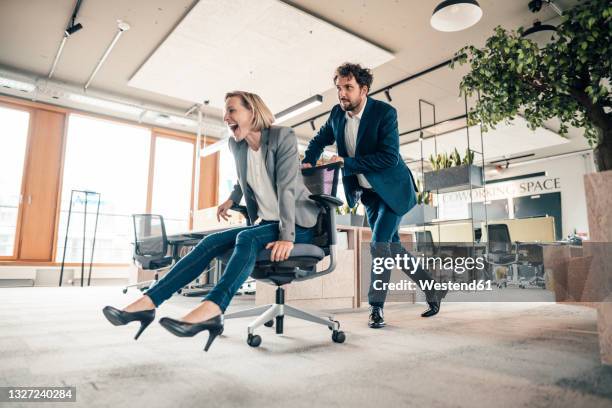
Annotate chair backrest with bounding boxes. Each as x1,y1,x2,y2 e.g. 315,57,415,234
415,230,435,254
301,162,341,196
132,214,168,259
301,163,342,250
487,224,512,253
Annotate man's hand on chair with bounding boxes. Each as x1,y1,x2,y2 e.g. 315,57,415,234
266,240,294,262
301,156,343,169
329,155,344,165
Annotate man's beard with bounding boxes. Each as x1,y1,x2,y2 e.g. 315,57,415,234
340,99,359,112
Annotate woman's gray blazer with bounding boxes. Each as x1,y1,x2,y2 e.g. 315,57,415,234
227,125,320,242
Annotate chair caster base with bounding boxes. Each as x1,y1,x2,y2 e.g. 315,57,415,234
264,320,274,328
332,330,346,343
247,333,262,347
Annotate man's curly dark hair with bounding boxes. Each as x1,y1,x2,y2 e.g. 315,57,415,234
333,63,373,92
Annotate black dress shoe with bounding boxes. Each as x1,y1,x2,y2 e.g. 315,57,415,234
421,301,440,317
368,306,386,328
102,306,155,340
421,288,447,318
159,315,224,352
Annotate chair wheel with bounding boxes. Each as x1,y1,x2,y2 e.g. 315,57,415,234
264,320,274,328
122,288,128,294
332,330,346,343
247,334,261,347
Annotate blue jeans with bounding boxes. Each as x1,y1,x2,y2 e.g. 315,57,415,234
361,189,436,307
145,221,314,312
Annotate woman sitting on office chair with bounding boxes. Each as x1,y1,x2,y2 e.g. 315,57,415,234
103,91,321,351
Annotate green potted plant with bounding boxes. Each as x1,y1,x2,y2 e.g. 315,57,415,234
424,150,483,192
335,203,365,227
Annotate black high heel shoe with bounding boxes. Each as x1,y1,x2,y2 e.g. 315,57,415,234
158,315,224,352
102,306,155,340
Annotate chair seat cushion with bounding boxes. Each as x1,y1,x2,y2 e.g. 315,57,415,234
218,244,325,265
137,255,173,270
256,243,325,263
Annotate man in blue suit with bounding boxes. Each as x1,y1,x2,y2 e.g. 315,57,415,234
302,63,444,328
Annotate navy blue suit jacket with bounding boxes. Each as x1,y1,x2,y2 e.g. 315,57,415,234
302,97,417,216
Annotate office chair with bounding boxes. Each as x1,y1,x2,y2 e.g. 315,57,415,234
123,214,174,294
484,224,520,287
415,230,436,256
223,162,346,347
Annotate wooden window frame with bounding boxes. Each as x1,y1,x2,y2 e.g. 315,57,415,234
0,95,220,266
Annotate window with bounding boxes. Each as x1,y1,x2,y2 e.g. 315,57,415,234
0,106,30,257
56,114,150,263
217,143,237,204
151,136,194,234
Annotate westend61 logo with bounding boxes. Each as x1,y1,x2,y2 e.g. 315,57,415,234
372,254,486,275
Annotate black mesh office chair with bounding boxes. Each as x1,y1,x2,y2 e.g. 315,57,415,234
485,224,520,286
415,230,436,256
223,162,346,347
123,214,174,294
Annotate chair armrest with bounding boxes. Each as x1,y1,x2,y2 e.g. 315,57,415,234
229,203,252,225
309,194,343,208
230,203,249,217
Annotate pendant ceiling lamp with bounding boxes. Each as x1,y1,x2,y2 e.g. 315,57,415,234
431,0,483,32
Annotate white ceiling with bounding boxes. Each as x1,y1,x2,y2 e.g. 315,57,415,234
0,0,589,164
128,0,394,112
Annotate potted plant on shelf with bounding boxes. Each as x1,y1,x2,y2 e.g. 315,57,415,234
424,148,483,192
335,203,365,227
402,179,437,225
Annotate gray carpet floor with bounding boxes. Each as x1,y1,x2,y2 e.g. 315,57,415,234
0,287,611,408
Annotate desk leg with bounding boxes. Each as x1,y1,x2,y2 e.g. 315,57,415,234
598,301,612,365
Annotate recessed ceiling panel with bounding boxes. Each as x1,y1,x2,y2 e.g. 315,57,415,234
128,0,394,112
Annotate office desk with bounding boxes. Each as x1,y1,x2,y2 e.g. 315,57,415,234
164,224,247,295
167,224,246,261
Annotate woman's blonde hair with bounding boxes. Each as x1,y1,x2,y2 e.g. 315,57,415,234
225,91,275,131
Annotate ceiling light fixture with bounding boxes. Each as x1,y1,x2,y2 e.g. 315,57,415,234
274,94,323,124
522,20,557,40
522,1,562,44
431,0,483,32
84,20,130,90
68,94,144,116
49,0,85,79
200,136,230,158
